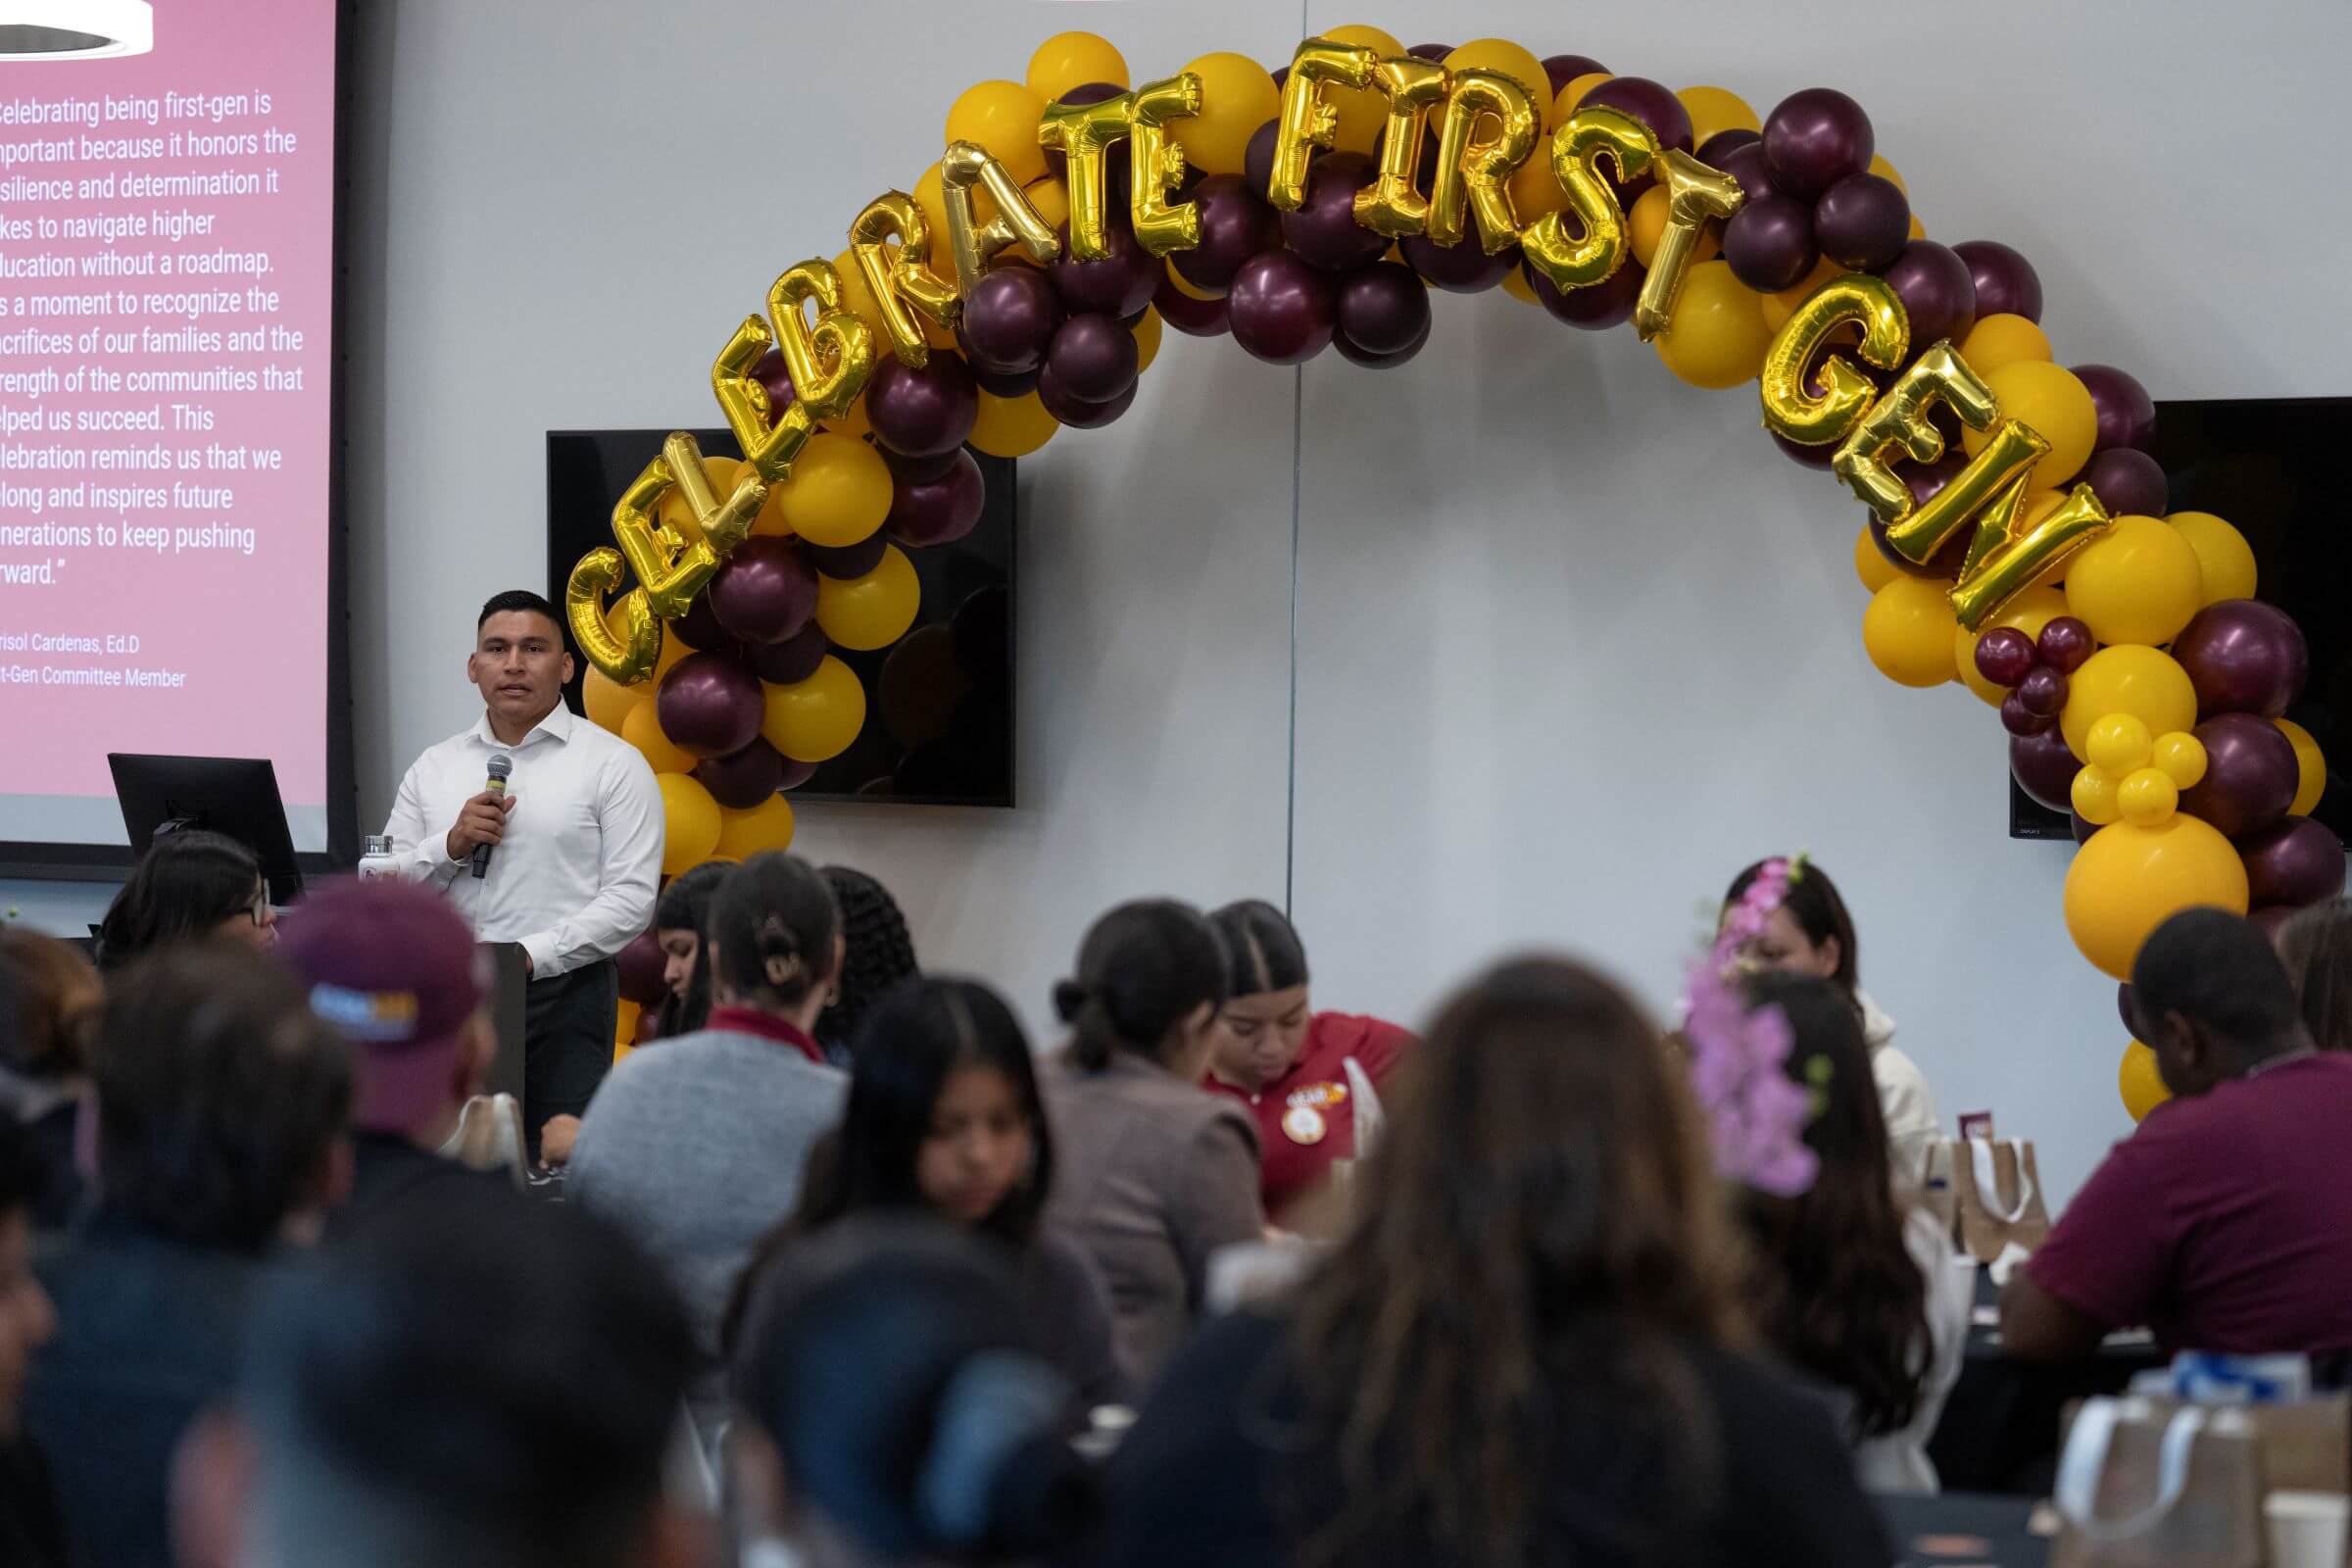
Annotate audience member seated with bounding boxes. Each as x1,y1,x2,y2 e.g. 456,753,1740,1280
743,975,1123,1409
1722,858,1941,1185
92,829,276,972
728,1216,1100,1567
1737,972,1968,1494
1103,956,1890,1568
652,859,733,1042
1041,899,1259,1392
276,877,505,1235
24,945,350,1568
173,1196,700,1568
1202,900,1412,1228
2005,907,2352,1360
2277,897,2350,1052
568,852,849,1453
0,932,100,1229
816,864,920,1066
0,1119,65,1568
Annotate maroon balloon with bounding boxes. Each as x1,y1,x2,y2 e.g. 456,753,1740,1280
1269,65,1288,91
1037,363,1137,427
1722,196,1819,292
1579,75,1693,153
707,535,818,645
2083,447,2169,518
1525,253,1642,330
887,449,985,549
1772,429,1836,470
1405,42,1451,61
1696,126,1760,165
1226,250,1338,364
2016,665,2069,719
1401,229,1516,292
802,534,889,580
1761,87,1873,200
666,591,733,653
1975,627,2036,689
776,758,819,792
2002,692,2058,738
1951,240,2042,323
694,737,786,810
970,363,1041,399
1333,314,1430,369
656,650,765,760
1714,140,1778,202
2036,615,2095,674
864,354,979,459
1171,175,1280,293
958,267,1064,375
1244,119,1281,198
2072,364,2158,454
1152,270,1230,336
2173,600,2310,718
1044,312,1140,404
615,930,668,1006
1880,241,1977,348
1335,260,1430,356
1049,220,1161,319
743,623,827,686
881,445,959,485
2180,713,2301,840
1541,54,1606,96
2012,725,2081,810
2239,816,2346,909
1813,172,1909,271
2117,982,2138,1034
1282,151,1387,271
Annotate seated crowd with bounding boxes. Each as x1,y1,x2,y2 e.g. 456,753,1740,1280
0,833,2347,1566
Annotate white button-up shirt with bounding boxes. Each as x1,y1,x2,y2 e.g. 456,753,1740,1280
382,702,663,979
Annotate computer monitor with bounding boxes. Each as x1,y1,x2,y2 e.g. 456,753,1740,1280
108,755,305,906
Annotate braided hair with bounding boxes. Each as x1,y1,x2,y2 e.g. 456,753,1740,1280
816,865,919,1065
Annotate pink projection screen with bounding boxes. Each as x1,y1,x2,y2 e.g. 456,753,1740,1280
0,0,343,862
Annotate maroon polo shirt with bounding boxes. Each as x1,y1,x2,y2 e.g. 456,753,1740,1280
1204,1012,1413,1221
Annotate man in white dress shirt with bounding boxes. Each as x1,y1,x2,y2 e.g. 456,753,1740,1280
383,590,663,1157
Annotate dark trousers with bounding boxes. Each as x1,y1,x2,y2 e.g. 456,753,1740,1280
524,959,617,1157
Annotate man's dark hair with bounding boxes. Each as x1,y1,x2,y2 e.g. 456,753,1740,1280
92,943,352,1251
2132,907,2307,1059
476,589,562,635
244,1198,695,1568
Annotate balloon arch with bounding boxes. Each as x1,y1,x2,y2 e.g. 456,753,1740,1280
567,28,2334,1118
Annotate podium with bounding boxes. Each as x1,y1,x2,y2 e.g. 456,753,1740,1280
482,942,531,1102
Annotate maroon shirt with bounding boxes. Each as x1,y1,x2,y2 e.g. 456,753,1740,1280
1203,1012,1412,1221
2027,1052,2352,1355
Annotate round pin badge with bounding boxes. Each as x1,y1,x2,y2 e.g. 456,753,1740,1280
1282,1104,1327,1145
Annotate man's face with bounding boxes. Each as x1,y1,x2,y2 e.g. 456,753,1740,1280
468,611,572,729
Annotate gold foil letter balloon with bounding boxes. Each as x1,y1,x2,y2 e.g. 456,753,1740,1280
660,430,764,558
1426,69,1540,252
1759,273,1909,447
1127,74,1205,254
711,257,878,489
939,140,1061,290
1885,417,2047,563
1520,106,1656,291
1950,481,2113,629
849,192,963,367
1833,343,2000,522
1268,39,1380,210
566,548,662,685
1632,149,1744,341
1352,55,1449,237
1036,90,1135,261
610,442,721,622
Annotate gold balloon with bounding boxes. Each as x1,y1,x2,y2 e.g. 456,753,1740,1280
945,79,1050,187
1174,53,1280,177
1964,361,2099,486
1854,522,1898,592
567,549,661,684
2086,712,2156,774
969,387,1058,458
1268,40,1380,210
2152,729,2209,790
1026,30,1129,103
1128,74,1206,255
625,704,698,778
1318,24,1406,153
1650,260,1770,389
1521,107,1655,291
2073,763,2122,826
1958,314,2053,376
2119,1041,2172,1123
1950,481,2114,631
2064,815,2249,980
1036,90,1136,261
1132,307,1164,372
1835,343,2001,523
659,432,764,558
1633,149,1745,341
2064,512,2207,647
1442,39,1553,124
1353,55,1449,236
713,795,797,861
850,191,962,366
1861,575,1959,688
656,772,724,877
1427,70,1541,253
761,654,868,763
814,545,922,651
940,140,1060,291
2277,718,2327,817
775,432,894,549
610,451,719,622
713,258,877,487
1677,85,1759,147
1758,273,1909,448
2060,644,2198,761
2166,510,2258,605
582,662,646,732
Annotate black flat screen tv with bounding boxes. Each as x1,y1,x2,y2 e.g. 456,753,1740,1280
2009,397,2346,844
547,431,1013,807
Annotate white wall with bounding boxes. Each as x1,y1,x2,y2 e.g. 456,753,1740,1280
11,0,2347,1204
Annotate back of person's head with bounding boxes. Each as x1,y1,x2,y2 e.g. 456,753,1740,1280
1723,857,1859,994
1210,899,1308,997
730,1216,1098,1563
229,1198,695,1568
2132,907,2308,1083
653,859,733,1039
2278,899,2352,1054
1735,972,1928,1440
817,865,920,1060
1054,899,1229,1070
94,829,262,972
0,928,101,1082
92,944,352,1250
0,1114,59,1438
708,853,840,1014
1290,955,1739,1568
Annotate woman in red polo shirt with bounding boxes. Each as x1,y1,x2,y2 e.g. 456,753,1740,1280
1203,901,1413,1226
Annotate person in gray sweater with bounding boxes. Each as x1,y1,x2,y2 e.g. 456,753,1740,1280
567,852,848,1453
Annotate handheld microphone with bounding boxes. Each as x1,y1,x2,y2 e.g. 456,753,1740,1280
471,753,513,880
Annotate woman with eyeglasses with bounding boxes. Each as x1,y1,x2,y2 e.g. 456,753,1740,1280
94,831,275,973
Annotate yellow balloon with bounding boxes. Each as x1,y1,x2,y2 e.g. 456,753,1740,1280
1907,213,1927,241
712,794,797,862
775,432,892,548
2118,765,2180,827
1863,575,1959,688
1164,254,1222,301
2086,712,2155,775
761,655,867,763
1678,85,1759,148
1177,53,1279,176
1868,153,1906,196
622,702,697,776
1021,176,1070,237
2065,513,2207,647
2277,718,2327,817
1854,522,1898,593
1963,361,2098,484
2073,764,2121,826
1629,182,1722,270
1444,39,1553,124
946,79,1050,187
1954,583,2067,706
1958,314,2053,376
2152,730,2209,790
1653,260,1771,389
1321,23,1403,56
2119,1041,2172,1122
969,387,1058,458
2061,644,2198,761
1026,31,1129,104
814,545,921,652
2166,511,2258,605
583,664,645,734
1499,264,1541,306
1131,306,1163,373
614,998,640,1058
657,772,723,877
1320,25,1406,155
1509,153,1569,227
1758,256,1840,333
1555,72,1611,121
2064,814,2249,980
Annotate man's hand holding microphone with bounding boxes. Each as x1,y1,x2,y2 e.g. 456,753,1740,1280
446,753,515,874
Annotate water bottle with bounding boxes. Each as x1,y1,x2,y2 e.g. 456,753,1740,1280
357,834,400,880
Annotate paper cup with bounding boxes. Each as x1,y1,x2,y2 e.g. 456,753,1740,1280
2264,1490,2350,1568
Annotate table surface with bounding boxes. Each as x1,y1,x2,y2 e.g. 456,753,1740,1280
1878,1492,2051,1568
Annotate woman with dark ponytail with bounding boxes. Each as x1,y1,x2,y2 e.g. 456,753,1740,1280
1041,899,1262,1390
815,864,920,1065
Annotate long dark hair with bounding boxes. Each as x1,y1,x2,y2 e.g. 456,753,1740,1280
2278,899,2352,1053
1288,956,1743,1568
1210,899,1309,997
1735,972,1931,1439
816,865,920,1063
653,861,731,1039
707,853,839,1013
95,829,261,972
1054,900,1228,1071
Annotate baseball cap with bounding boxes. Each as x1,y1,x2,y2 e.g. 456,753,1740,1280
276,877,489,1135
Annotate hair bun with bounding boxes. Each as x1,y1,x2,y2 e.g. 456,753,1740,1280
1051,979,1089,1025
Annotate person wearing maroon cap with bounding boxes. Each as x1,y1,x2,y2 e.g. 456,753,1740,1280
276,877,504,1235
